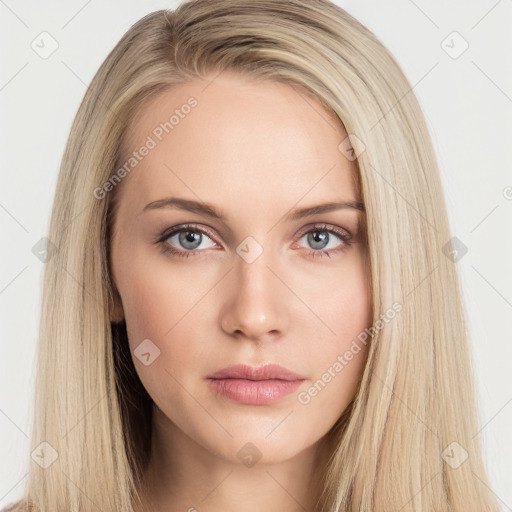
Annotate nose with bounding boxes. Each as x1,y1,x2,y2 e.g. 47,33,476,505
219,249,289,343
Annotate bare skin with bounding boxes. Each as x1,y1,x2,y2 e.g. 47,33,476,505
109,71,372,512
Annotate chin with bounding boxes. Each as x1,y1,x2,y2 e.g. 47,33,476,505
201,429,316,467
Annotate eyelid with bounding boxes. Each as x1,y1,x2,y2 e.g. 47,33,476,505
157,223,221,249
295,222,351,240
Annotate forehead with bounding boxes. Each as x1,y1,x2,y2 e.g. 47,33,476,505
116,72,359,216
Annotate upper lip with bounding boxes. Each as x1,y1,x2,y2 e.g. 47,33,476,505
206,363,305,381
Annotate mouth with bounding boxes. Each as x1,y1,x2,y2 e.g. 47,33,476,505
206,363,306,405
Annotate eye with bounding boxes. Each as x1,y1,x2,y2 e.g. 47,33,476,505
294,223,352,259
157,224,219,259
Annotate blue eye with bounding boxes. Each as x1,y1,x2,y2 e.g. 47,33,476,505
157,223,352,260
167,228,216,251
157,224,217,259
295,224,352,259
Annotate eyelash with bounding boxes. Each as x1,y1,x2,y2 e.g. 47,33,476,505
156,223,352,260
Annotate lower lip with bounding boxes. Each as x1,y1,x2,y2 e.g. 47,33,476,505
207,378,304,405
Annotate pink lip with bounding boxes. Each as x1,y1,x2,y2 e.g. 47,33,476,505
206,364,305,405
207,363,305,381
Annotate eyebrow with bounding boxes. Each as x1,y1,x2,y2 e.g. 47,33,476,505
139,197,365,221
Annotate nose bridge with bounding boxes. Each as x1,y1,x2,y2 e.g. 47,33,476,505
220,236,287,340
234,233,277,293
237,245,273,302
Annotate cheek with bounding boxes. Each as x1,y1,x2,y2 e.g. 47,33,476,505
301,252,371,411
316,249,372,342
333,256,372,375
298,295,371,423
115,252,214,379
118,249,204,340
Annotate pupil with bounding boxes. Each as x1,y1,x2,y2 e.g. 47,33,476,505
309,231,328,250
179,230,201,250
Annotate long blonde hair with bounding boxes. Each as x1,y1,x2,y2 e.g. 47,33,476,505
5,1,499,511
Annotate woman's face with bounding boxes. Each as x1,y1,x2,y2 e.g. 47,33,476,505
110,71,372,465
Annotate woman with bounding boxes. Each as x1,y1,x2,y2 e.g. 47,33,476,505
4,0,500,511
